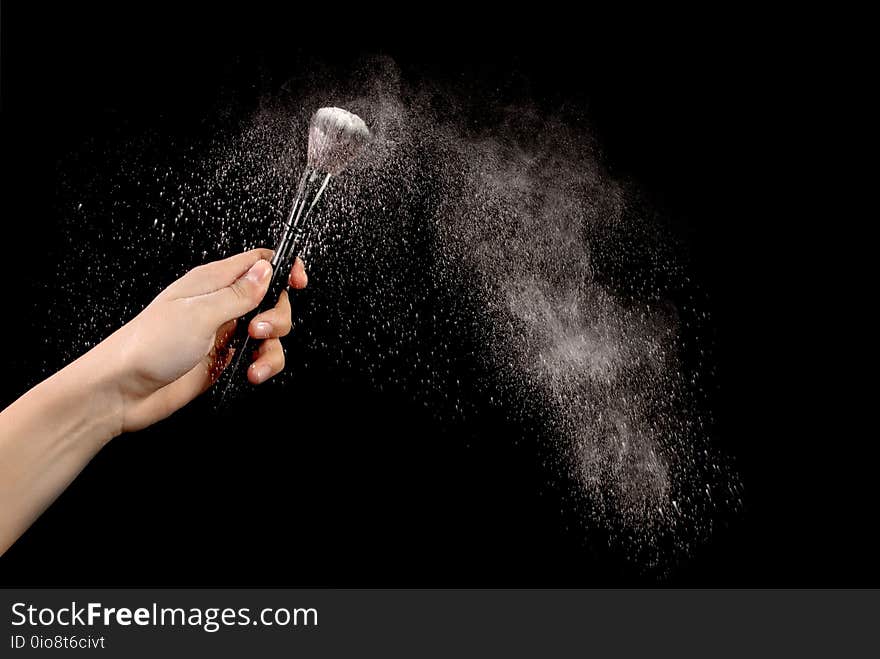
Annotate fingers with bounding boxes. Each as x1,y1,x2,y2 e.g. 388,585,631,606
289,257,308,290
167,248,274,299
249,290,291,339
195,258,273,326
248,338,284,384
248,257,306,338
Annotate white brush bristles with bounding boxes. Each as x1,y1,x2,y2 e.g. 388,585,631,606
307,107,371,175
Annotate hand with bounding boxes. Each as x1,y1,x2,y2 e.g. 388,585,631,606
101,248,307,432
1,248,308,554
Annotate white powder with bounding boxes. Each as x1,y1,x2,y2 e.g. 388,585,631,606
50,55,740,570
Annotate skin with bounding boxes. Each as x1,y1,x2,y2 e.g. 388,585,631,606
0,248,307,556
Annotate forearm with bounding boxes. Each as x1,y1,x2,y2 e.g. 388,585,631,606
0,250,296,556
0,341,125,555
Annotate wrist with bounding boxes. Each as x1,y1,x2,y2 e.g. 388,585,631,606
96,320,167,434
63,333,131,447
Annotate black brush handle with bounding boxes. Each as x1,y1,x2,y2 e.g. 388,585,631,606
217,248,298,403
218,168,330,404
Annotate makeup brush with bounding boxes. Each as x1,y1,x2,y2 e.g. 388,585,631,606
219,107,371,402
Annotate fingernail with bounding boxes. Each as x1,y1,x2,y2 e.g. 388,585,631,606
250,362,271,383
252,321,272,338
246,260,271,285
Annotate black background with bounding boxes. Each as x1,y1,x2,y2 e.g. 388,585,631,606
0,3,869,585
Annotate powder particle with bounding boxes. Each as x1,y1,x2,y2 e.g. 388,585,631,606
47,55,740,571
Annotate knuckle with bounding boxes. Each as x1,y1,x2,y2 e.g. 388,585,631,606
267,340,284,365
230,282,246,301
277,315,292,336
189,263,208,278
231,279,254,302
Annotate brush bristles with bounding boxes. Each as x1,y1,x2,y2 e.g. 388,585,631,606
307,107,371,175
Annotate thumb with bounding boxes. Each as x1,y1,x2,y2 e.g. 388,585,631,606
198,258,273,324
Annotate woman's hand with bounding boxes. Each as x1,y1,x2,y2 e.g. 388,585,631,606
0,247,307,554
101,248,308,432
